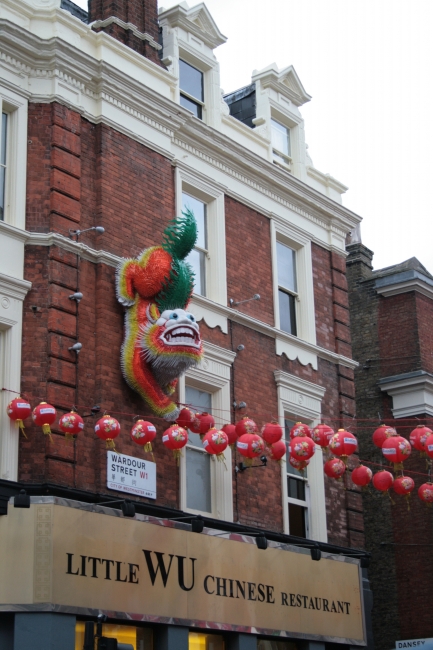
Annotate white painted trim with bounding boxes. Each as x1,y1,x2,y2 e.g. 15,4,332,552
375,278,433,300
0,271,31,482
379,372,433,418
179,341,234,521
175,165,227,307
271,218,317,348
274,370,327,542
90,18,161,50
0,86,28,231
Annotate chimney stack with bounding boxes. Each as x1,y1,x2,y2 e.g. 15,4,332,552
88,0,163,66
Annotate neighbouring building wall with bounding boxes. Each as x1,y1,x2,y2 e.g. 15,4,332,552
347,242,433,648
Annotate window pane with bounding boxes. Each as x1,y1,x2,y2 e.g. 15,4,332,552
180,94,202,119
271,119,290,156
182,194,207,249
258,641,298,650
179,59,204,101
0,167,5,222
186,248,206,296
1,113,7,165
186,447,211,512
277,242,296,292
279,290,297,336
185,386,211,448
189,632,224,650
288,503,306,538
75,622,153,650
287,476,305,501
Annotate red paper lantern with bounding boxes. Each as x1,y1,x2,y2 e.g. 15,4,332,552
351,465,373,487
418,483,433,504
162,425,188,462
410,425,433,452
372,424,397,449
289,456,310,472
289,436,315,461
324,458,346,479
269,439,286,462
197,412,215,437
7,397,32,436
424,434,433,460
393,476,415,495
289,422,311,439
372,470,394,492
261,422,283,445
235,417,258,438
329,429,358,458
236,433,265,464
59,411,84,440
221,424,237,447
311,424,335,448
95,415,120,449
202,428,228,460
176,407,195,429
381,436,411,468
32,402,57,437
130,420,156,452
188,413,202,434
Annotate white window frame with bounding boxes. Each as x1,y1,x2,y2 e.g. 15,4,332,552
175,166,227,307
268,102,302,173
179,341,236,521
177,46,217,126
0,273,32,482
274,370,327,542
271,117,292,168
271,220,316,345
0,87,27,229
178,57,205,120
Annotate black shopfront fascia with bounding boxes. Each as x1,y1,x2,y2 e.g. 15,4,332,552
0,479,374,650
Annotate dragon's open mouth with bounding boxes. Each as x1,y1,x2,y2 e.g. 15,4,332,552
161,326,201,348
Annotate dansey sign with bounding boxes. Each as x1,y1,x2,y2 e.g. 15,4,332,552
0,502,365,644
107,451,156,499
396,641,433,650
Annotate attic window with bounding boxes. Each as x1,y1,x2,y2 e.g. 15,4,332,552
271,118,291,166
179,59,204,119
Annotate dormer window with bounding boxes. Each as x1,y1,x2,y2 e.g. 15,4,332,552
271,118,291,166
179,59,204,119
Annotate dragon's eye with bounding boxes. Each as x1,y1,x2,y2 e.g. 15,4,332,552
169,312,178,320
187,314,195,322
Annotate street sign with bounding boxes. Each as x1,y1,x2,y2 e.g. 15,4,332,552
396,640,433,649
106,451,156,499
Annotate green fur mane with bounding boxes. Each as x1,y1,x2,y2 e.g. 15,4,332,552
157,209,198,312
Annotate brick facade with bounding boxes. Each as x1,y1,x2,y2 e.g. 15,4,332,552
20,102,363,548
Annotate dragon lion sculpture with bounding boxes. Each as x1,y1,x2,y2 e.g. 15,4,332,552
116,210,203,421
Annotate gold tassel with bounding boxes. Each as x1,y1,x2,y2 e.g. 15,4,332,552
16,420,27,439
106,439,116,450
144,442,153,453
173,449,183,465
216,453,227,470
65,434,74,443
42,424,53,443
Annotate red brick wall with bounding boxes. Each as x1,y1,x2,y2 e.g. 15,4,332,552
22,102,360,546
416,293,433,374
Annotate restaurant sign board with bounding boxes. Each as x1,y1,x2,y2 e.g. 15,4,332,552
0,499,366,644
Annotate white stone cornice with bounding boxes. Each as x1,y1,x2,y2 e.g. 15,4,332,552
307,167,348,195
0,16,361,242
24,231,121,267
375,274,433,300
90,18,161,50
274,369,326,421
379,371,433,418
0,272,32,300
252,64,311,108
